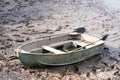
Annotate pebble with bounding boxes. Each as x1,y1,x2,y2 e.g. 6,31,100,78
29,70,36,74
15,39,24,42
0,61,6,67
11,29,18,32
86,72,90,77
73,65,79,73
106,78,111,80
27,26,34,28
55,26,62,31
101,61,110,67
116,65,120,70
16,26,23,28
0,53,5,60
5,43,12,48
91,66,97,74
114,71,120,76
110,65,115,70
9,56,18,60
0,46,6,50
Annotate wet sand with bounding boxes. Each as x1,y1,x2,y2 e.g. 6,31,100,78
0,0,120,80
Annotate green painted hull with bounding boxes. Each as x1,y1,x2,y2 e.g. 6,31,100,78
19,44,104,67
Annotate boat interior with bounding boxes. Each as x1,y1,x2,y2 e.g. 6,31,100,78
19,33,104,54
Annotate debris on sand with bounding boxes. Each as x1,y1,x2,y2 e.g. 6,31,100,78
55,26,63,31
9,56,18,60
15,39,25,43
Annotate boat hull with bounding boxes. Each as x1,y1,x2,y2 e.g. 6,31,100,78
19,44,104,67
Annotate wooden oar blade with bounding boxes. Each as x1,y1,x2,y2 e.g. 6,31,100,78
101,34,109,41
74,27,86,33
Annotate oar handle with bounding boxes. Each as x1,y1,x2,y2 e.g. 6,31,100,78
36,34,60,39
36,32,76,39
37,32,82,39
74,39,103,51
81,39,101,49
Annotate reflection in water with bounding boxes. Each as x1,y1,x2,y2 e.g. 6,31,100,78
104,0,120,11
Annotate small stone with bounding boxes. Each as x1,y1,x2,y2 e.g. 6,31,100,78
11,29,18,31
5,43,12,48
7,38,13,41
16,26,23,28
73,65,79,73
15,39,24,42
65,25,69,27
106,78,111,80
0,46,6,50
86,72,90,77
29,70,36,74
5,2,10,5
55,26,62,31
114,71,120,76
92,66,97,74
9,56,18,60
25,0,29,2
0,54,5,60
103,47,109,50
27,26,34,28
116,66,120,70
26,37,30,41
110,65,115,69
25,23,30,26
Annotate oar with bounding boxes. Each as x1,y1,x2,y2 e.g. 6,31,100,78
73,34,108,51
36,33,67,39
37,27,86,39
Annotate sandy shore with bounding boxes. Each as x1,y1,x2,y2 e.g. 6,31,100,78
0,0,120,80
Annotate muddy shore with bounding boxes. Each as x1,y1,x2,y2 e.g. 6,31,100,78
0,0,120,80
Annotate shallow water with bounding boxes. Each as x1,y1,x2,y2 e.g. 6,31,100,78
104,0,120,11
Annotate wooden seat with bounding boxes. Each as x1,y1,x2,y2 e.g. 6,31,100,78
42,46,65,54
49,40,72,47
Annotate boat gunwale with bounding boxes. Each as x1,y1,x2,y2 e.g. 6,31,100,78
18,42,104,56
17,33,104,56
18,32,82,50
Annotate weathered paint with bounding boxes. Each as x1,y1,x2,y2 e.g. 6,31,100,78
18,33,104,67
19,44,104,67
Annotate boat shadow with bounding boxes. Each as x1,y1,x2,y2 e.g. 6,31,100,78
19,45,120,79
1,45,119,80
40,45,120,78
